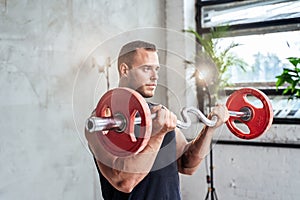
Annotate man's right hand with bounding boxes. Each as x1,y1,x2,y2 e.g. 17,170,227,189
150,105,177,136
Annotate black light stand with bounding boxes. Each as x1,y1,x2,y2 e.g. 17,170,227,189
204,93,218,200
204,142,218,200
195,70,218,200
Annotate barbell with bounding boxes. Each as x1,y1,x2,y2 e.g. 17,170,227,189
86,87,273,156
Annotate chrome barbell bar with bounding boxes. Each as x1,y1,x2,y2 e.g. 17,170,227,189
86,106,251,133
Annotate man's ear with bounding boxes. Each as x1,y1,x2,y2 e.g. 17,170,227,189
119,63,129,77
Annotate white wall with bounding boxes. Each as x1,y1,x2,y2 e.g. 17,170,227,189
1,0,300,200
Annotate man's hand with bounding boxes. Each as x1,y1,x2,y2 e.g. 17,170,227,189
150,105,177,136
208,104,229,129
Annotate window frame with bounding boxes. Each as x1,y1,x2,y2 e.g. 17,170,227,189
195,0,300,124
196,0,300,37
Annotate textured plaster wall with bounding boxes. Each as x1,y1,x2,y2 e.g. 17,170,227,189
0,0,165,199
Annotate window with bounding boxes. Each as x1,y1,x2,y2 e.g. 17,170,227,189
195,0,300,123
220,31,300,84
196,0,300,85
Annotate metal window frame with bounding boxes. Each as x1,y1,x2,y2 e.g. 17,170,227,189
196,0,300,36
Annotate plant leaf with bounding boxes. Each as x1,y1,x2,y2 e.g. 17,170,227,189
287,57,300,67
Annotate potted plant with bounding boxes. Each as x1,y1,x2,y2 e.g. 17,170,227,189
184,27,248,104
276,57,300,98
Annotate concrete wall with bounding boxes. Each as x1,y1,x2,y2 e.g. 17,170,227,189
181,124,300,200
1,0,300,200
0,1,166,199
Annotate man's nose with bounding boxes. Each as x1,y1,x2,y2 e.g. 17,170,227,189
151,69,159,80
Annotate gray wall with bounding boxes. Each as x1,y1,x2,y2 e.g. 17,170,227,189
0,1,166,199
1,0,300,200
181,124,300,200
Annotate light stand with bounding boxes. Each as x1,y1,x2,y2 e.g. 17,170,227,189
204,142,218,200
204,85,218,200
204,89,218,200
194,70,218,200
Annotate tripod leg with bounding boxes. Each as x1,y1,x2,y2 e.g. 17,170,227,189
204,188,210,200
213,188,218,200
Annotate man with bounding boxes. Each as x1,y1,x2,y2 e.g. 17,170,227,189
85,40,229,199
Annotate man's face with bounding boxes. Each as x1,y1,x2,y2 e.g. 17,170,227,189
127,48,160,98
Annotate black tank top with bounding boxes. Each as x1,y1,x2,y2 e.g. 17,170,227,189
96,129,181,200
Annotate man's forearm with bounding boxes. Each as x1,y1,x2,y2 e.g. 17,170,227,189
112,133,165,173
86,128,165,173
179,126,215,174
88,131,166,193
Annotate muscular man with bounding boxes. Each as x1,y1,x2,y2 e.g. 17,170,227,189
85,40,229,199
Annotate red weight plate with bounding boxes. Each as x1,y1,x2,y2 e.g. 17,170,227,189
95,87,152,157
226,88,273,140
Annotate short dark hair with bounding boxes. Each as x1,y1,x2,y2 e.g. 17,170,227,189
117,40,156,72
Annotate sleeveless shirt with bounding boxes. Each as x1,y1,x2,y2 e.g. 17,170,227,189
96,129,181,200
94,102,181,199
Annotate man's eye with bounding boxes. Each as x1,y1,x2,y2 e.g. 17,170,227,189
143,66,151,71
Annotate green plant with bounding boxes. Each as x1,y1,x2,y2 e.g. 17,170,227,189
276,57,300,98
184,27,248,88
